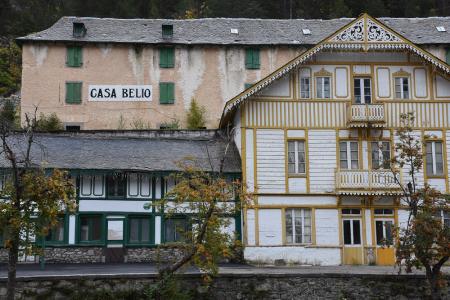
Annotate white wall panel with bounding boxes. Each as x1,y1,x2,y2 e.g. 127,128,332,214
256,129,285,193
435,75,450,98
365,209,372,246
246,209,256,246
315,209,339,245
246,129,255,192
244,247,340,266
258,209,282,246
288,177,307,193
428,178,446,193
79,200,149,212
258,195,337,206
413,68,428,98
308,130,336,193
68,215,76,245
376,67,391,98
155,216,161,244
335,67,348,98
259,74,290,97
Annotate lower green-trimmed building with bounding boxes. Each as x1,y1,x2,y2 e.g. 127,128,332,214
0,130,241,263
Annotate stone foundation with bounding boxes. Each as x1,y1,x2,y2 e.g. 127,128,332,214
41,247,104,264
125,246,187,263
0,272,448,299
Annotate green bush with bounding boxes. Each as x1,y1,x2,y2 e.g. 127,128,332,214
37,113,64,131
186,99,206,129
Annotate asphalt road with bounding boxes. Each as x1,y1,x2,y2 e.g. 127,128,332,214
1,263,449,279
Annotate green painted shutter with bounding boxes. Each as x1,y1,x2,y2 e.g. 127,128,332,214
160,82,175,104
160,48,174,68
245,49,253,69
245,48,260,69
65,82,82,104
67,46,82,67
252,49,260,68
446,48,450,65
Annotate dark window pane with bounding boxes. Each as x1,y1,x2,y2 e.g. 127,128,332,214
352,220,361,245
80,217,89,241
91,217,102,241
107,174,126,198
129,218,140,242
165,218,187,242
376,220,384,245
343,220,351,245
141,219,150,242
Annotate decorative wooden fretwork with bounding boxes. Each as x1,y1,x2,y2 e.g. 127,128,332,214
392,68,410,77
314,68,332,77
366,19,402,42
330,19,365,42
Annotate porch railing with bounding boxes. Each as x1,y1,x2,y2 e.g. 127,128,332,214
347,104,385,125
336,169,402,193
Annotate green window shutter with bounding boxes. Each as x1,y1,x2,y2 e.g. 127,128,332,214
245,48,260,69
245,49,253,69
65,82,82,104
446,48,450,65
252,49,260,68
67,46,82,67
160,48,175,68
159,82,175,104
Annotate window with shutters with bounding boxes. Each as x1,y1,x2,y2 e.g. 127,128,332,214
394,77,409,99
245,48,260,69
66,46,83,67
371,141,391,170
159,47,175,68
340,141,359,170
65,82,82,104
285,208,312,244
288,140,306,175
159,82,175,104
426,141,444,176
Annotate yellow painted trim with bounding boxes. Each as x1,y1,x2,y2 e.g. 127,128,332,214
311,207,316,245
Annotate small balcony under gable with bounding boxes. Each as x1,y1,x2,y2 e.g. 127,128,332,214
347,104,386,128
335,169,403,195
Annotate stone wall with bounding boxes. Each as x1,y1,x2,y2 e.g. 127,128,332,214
0,272,448,300
125,246,186,263
41,247,104,264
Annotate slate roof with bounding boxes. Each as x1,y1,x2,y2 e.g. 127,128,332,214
17,17,450,45
0,131,241,173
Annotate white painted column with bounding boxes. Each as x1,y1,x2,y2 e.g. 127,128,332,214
155,216,161,244
68,215,76,244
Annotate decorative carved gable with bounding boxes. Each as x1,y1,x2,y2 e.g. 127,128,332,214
326,14,404,50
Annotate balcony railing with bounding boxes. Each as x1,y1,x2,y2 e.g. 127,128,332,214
335,169,402,195
347,104,385,127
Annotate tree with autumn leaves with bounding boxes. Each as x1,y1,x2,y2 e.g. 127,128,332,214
146,132,253,299
0,106,77,300
391,112,450,300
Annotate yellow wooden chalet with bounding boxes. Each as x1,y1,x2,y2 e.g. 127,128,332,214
221,14,450,266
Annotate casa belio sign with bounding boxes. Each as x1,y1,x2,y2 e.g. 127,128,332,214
89,85,152,101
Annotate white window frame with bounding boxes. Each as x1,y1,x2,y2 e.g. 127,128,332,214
340,141,359,170
316,76,331,99
426,141,444,176
354,77,372,104
371,141,391,170
80,174,105,198
342,218,362,246
394,77,409,99
300,77,311,99
285,208,312,245
375,219,394,246
438,210,450,228
288,140,306,175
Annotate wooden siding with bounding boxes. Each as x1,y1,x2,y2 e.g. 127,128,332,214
308,130,337,193
256,129,285,193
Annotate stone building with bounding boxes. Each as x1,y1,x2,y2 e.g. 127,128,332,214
17,16,450,129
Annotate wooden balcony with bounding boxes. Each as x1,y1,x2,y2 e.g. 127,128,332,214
335,169,403,195
346,104,386,127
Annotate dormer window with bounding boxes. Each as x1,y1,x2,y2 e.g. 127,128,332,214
162,24,173,39
73,22,87,38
